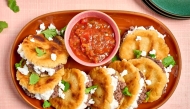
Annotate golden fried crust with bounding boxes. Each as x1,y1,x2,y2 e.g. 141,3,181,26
50,68,86,109
128,57,167,102
16,67,64,94
22,34,69,68
119,29,169,60
89,67,113,109
109,60,142,109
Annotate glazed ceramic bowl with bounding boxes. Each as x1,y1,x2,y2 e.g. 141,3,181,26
64,10,120,67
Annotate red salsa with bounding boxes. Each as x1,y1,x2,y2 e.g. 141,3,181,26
69,17,116,63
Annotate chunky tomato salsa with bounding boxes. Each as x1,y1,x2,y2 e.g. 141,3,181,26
69,17,116,63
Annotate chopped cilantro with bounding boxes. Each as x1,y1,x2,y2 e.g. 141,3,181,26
0,21,8,33
41,29,57,40
149,54,156,58
162,56,176,67
111,55,120,62
145,90,151,102
133,50,142,58
8,0,20,13
60,26,67,36
29,73,40,85
85,85,98,94
122,87,132,96
61,80,70,92
43,100,51,108
15,59,24,69
35,47,46,57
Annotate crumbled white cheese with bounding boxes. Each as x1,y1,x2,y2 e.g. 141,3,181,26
56,29,61,35
51,53,57,61
40,23,46,30
77,94,88,109
141,51,147,56
34,89,54,100
33,65,55,76
145,80,152,85
17,44,26,59
149,49,156,55
58,81,65,90
58,88,65,99
48,23,56,29
30,38,35,42
135,36,142,41
88,99,95,104
90,88,97,94
80,71,90,84
17,65,29,75
36,30,42,34
120,70,128,77
164,65,173,73
48,37,53,41
148,26,166,39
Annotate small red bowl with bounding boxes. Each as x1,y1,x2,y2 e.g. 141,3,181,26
64,10,120,67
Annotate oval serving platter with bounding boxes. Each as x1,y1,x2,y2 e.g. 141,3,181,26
10,10,181,109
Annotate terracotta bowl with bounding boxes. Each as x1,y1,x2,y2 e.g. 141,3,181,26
64,10,120,67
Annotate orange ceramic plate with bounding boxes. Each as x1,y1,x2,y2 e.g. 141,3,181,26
10,10,181,109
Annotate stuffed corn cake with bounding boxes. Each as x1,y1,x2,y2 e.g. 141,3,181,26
128,57,167,102
49,68,94,109
109,60,146,109
119,26,169,60
88,67,126,109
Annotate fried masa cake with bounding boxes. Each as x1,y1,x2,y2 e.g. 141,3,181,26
119,26,169,60
88,67,126,109
17,34,69,76
16,67,65,100
50,68,94,109
109,60,146,109
128,57,167,102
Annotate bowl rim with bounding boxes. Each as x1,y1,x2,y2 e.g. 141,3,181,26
64,10,120,67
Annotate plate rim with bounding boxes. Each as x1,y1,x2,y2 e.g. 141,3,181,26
9,10,182,109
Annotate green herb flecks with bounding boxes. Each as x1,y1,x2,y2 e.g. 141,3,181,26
8,0,20,13
122,87,132,96
133,50,142,58
85,85,98,94
35,47,46,57
41,29,57,40
149,54,156,58
61,80,70,92
162,56,176,67
111,55,120,62
0,21,8,33
29,73,40,85
43,100,51,108
145,90,151,102
15,59,24,69
60,26,67,36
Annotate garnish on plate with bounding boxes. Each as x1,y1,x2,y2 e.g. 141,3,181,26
85,85,98,94
133,49,142,58
41,29,57,40
122,86,132,96
35,47,46,57
29,73,40,85
61,80,70,92
15,59,24,69
43,100,51,108
162,56,176,67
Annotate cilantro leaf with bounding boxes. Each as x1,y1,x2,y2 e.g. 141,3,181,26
162,56,176,67
85,85,98,94
29,73,40,85
8,0,20,13
35,47,46,57
43,100,51,108
149,54,156,58
0,21,8,33
145,90,151,102
60,26,67,36
122,87,132,96
133,50,142,58
41,29,57,40
111,55,120,62
15,59,24,69
61,80,70,92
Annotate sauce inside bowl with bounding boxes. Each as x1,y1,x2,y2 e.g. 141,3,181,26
69,17,116,63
